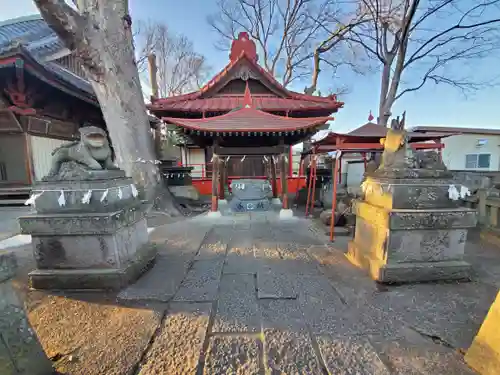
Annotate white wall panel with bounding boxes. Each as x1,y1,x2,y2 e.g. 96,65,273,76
30,136,67,181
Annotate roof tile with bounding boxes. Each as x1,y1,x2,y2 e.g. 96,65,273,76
163,107,332,132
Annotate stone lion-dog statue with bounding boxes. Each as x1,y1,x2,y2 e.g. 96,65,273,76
47,126,119,177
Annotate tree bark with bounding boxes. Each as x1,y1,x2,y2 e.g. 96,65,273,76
33,0,180,215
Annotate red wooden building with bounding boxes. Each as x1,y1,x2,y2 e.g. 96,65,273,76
148,32,343,214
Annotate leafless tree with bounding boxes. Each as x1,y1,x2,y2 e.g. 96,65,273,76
305,2,372,94
33,0,180,214
316,0,500,126
208,0,346,88
135,20,211,97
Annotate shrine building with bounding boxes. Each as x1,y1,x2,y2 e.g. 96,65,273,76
148,32,343,214
0,15,159,205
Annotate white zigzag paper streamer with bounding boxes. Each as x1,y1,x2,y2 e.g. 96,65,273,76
81,190,92,204
58,190,66,207
100,189,109,202
24,191,43,206
131,184,139,197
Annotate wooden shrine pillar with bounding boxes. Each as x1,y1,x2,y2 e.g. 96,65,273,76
280,153,288,209
329,153,341,241
219,158,226,200
269,156,278,199
211,154,220,212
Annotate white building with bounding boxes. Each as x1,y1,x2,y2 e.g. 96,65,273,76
412,126,500,171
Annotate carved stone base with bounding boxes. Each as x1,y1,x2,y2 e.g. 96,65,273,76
20,207,155,290
346,199,476,283
230,198,271,212
29,243,156,291
347,242,471,283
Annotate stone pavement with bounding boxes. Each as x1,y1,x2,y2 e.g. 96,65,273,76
108,211,491,374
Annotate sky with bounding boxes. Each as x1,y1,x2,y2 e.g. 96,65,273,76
1,0,499,134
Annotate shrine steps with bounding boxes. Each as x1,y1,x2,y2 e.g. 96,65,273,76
0,186,30,206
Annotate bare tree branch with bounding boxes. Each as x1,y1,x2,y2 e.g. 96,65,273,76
134,20,211,97
33,0,85,51
207,0,338,88
326,0,500,126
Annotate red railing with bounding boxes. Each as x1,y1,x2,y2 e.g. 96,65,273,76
183,163,304,180
181,163,306,195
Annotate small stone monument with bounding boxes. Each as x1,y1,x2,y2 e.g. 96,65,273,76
0,251,53,374
229,179,272,212
347,116,477,283
19,126,156,290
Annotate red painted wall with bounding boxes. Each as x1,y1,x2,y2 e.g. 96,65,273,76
192,176,306,196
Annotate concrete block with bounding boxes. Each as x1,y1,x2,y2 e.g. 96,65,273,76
207,211,222,218
0,253,53,374
29,242,157,290
169,185,199,200
0,251,17,283
279,209,294,220
465,291,500,375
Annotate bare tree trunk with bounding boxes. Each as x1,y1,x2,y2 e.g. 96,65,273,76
33,0,180,215
378,62,392,127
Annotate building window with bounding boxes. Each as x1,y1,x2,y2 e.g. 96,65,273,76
465,153,491,169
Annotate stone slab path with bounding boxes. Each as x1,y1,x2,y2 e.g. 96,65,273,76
111,212,489,375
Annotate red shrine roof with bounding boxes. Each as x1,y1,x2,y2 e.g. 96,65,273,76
163,107,332,133
314,122,452,147
148,32,343,115
163,85,332,133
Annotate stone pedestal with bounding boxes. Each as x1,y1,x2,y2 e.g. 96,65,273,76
19,176,156,290
229,179,272,212
279,208,294,219
347,171,477,283
0,251,54,374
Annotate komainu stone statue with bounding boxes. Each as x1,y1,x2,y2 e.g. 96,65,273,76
415,150,447,170
19,125,155,291
348,112,476,284
45,126,119,180
378,128,416,170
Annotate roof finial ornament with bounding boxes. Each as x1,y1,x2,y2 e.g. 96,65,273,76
368,110,374,122
243,81,253,108
229,32,258,63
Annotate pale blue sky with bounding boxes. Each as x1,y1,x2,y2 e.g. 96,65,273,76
1,0,499,133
